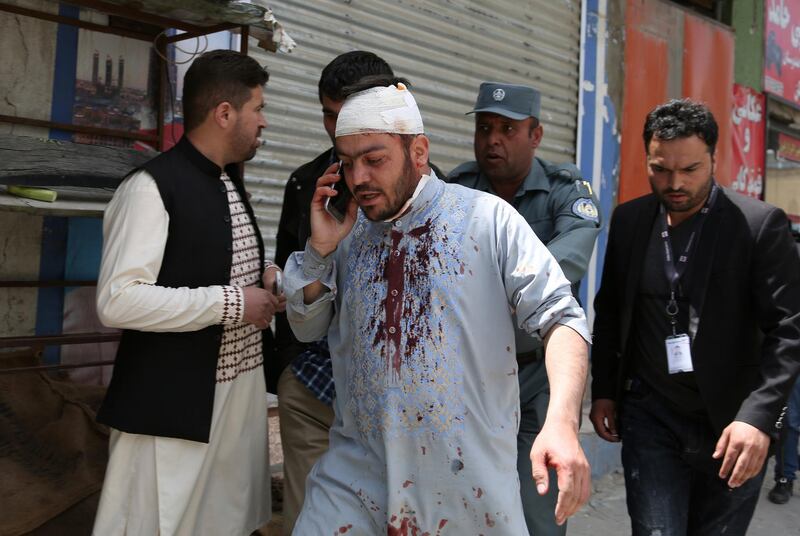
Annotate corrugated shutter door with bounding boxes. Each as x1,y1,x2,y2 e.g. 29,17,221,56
248,0,581,258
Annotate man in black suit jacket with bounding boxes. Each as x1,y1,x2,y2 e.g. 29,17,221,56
590,99,800,536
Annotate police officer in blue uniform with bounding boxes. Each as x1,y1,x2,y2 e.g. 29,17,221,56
449,82,601,535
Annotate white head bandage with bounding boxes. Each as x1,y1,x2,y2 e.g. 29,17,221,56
335,83,424,137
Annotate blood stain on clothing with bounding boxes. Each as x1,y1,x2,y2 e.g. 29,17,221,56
337,524,352,534
344,199,467,440
451,459,465,473
485,512,496,527
473,487,483,498
356,487,382,513
402,480,414,488
382,229,407,383
387,516,410,536
387,506,448,536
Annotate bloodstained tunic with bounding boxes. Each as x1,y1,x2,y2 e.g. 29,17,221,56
285,174,589,535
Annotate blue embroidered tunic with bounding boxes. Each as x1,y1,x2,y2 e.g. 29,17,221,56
284,173,589,535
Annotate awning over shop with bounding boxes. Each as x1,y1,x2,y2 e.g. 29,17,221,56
64,0,296,53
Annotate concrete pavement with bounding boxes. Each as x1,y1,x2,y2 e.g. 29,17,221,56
569,460,800,535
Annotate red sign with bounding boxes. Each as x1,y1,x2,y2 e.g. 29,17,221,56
777,132,800,162
765,0,800,104
730,85,765,199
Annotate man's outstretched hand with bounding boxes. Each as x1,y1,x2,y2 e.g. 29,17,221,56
530,421,591,525
713,420,769,488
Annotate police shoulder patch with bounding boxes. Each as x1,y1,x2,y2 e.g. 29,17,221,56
571,197,599,222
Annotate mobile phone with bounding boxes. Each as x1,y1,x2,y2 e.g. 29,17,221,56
324,161,352,223
272,270,283,295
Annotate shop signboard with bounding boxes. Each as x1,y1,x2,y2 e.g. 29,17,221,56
777,132,800,161
768,134,800,229
731,85,765,199
620,0,734,202
765,0,800,105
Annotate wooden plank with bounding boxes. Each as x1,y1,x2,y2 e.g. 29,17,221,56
0,280,97,288
0,1,156,41
0,332,121,348
166,23,239,43
0,360,116,374
65,0,208,33
63,0,270,33
0,190,108,217
240,24,249,55
0,115,159,143
0,134,153,188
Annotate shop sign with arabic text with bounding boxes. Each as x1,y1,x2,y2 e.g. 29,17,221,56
731,85,765,199
765,0,800,105
777,132,800,162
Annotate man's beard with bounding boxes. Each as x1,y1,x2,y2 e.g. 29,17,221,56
358,150,419,221
655,175,714,214
231,123,260,163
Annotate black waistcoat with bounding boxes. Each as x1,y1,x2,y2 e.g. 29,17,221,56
96,136,265,443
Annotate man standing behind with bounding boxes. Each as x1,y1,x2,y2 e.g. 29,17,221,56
93,50,283,535
273,50,395,534
285,78,591,534
767,376,800,504
591,99,800,535
450,82,600,536
767,238,800,505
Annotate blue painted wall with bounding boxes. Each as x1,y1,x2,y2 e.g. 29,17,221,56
36,4,104,363
577,0,621,325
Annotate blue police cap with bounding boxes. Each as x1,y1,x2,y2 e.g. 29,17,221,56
467,82,541,120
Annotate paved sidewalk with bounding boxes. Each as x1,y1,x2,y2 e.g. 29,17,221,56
569,460,800,535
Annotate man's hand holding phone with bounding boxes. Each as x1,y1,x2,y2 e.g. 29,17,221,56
324,161,353,223
309,161,357,257
262,266,287,313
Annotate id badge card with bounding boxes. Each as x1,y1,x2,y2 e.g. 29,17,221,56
665,333,693,373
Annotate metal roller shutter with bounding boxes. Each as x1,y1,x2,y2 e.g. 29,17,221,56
248,0,581,258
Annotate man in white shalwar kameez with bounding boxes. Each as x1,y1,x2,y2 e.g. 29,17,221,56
92,50,283,536
284,78,592,535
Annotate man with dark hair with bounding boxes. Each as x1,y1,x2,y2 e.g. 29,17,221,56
182,49,272,133
450,82,600,536
284,80,591,533
273,50,397,534
93,49,283,535
590,98,800,535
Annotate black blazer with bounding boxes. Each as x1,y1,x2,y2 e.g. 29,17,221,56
592,187,800,438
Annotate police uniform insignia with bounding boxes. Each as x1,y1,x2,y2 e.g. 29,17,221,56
574,179,593,196
492,88,505,101
572,198,599,222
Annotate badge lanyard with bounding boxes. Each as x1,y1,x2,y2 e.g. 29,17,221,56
659,183,718,335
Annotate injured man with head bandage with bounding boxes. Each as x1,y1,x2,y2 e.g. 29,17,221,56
282,76,593,535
